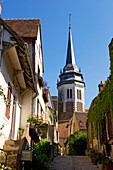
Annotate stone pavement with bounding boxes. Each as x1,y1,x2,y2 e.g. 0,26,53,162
50,156,99,170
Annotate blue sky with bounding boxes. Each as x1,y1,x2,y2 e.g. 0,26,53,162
1,0,113,108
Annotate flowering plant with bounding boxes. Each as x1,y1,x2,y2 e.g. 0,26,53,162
27,113,44,125
88,149,95,158
97,153,106,164
27,113,47,135
92,152,99,161
103,158,113,166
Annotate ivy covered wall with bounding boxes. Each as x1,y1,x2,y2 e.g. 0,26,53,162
88,39,113,135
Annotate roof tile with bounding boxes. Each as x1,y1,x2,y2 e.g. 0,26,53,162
4,19,40,38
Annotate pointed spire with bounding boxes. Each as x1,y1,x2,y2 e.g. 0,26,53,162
66,14,76,66
0,3,2,18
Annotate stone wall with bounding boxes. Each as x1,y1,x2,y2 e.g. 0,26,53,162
58,101,74,120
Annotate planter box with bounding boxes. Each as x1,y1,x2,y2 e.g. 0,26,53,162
21,150,32,161
105,164,113,170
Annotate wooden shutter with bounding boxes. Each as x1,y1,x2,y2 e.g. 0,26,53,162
5,82,12,120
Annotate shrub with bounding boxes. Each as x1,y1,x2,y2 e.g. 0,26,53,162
31,139,51,170
67,132,87,155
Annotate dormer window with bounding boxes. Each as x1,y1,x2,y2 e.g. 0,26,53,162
67,89,72,99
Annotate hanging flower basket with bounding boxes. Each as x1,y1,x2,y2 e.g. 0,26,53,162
27,113,48,137
30,123,36,129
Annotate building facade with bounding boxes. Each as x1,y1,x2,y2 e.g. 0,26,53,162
87,39,113,158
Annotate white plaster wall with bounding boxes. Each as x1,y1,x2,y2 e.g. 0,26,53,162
20,90,32,129
35,27,46,116
0,26,24,148
0,56,21,148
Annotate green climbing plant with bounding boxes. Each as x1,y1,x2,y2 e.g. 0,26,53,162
49,108,54,124
88,39,113,139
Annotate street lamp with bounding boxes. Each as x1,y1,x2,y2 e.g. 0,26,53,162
0,3,2,18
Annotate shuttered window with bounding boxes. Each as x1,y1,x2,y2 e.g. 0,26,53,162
5,82,12,120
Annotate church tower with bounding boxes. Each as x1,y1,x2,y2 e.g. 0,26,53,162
57,20,85,121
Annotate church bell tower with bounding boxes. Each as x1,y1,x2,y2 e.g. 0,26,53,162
57,18,85,121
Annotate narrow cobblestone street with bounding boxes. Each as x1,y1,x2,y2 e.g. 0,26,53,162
50,156,99,170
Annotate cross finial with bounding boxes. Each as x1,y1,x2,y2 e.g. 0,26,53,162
0,3,2,18
69,14,71,29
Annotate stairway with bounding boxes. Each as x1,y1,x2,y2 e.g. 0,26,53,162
2,140,20,169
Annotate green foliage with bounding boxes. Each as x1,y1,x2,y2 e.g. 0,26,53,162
31,139,51,170
88,40,113,143
18,126,24,139
49,108,54,124
65,132,87,155
0,124,4,137
0,163,12,170
0,85,8,106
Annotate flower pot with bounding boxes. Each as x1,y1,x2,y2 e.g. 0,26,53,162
105,164,113,170
92,160,97,165
98,164,103,170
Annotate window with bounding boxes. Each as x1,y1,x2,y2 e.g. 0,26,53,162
77,89,82,100
67,89,72,99
70,89,72,98
5,82,12,120
67,89,69,99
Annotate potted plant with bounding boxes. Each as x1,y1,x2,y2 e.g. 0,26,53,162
27,113,47,135
97,153,106,170
88,148,95,162
92,152,99,165
103,158,113,170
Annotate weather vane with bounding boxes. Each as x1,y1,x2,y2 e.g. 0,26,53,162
69,13,71,28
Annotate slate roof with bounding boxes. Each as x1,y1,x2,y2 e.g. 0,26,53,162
66,27,76,66
4,19,40,38
58,121,69,138
75,112,88,130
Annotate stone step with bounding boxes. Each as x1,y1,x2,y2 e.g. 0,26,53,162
7,154,17,162
3,145,19,151
7,159,17,170
5,140,20,146
5,150,18,155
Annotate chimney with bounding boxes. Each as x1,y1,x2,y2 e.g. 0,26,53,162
0,3,2,18
98,81,103,92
